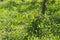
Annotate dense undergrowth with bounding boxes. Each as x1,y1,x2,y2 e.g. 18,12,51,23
0,0,60,40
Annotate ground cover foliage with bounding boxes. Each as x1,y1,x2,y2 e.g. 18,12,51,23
0,0,60,40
